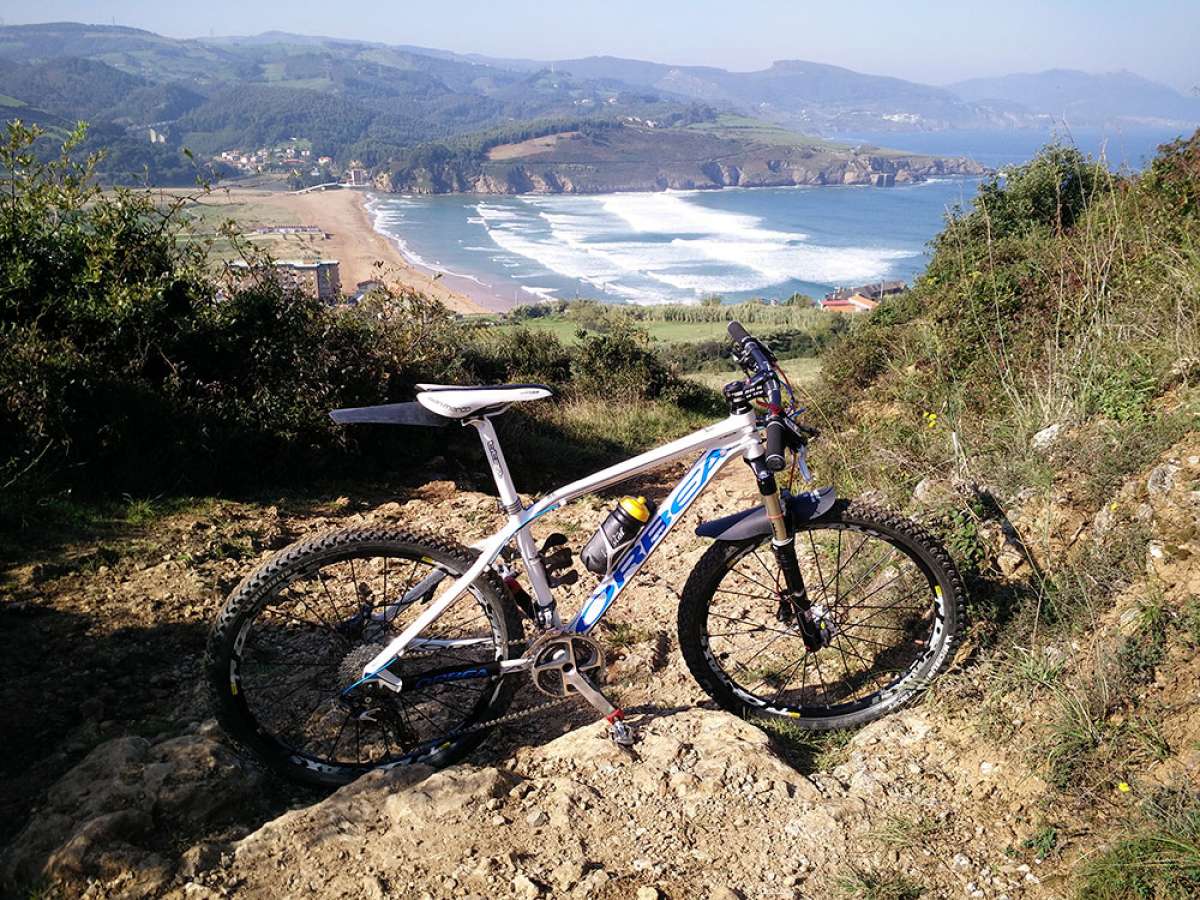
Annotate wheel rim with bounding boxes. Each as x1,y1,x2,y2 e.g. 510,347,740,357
229,548,508,772
701,524,946,718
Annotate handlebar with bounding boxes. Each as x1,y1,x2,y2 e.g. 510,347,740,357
726,320,774,378
726,320,787,471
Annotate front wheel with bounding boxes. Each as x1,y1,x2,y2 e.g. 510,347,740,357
678,499,965,731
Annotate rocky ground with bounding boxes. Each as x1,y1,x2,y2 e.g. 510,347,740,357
2,433,1196,899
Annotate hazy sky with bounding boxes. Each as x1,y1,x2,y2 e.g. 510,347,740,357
0,0,1197,91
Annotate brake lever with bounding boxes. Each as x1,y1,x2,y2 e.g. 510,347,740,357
795,443,813,483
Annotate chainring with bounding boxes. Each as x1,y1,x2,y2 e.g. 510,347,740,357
528,633,605,698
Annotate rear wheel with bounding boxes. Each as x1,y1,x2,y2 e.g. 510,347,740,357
206,527,524,787
678,499,965,730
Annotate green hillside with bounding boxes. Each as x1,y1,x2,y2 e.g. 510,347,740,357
0,22,713,182
0,22,992,189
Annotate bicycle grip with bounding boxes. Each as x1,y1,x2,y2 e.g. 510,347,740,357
764,418,786,471
727,320,750,344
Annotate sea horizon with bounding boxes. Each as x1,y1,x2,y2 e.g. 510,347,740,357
365,125,1189,309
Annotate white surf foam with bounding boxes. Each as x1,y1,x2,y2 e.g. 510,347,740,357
369,200,489,285
599,191,807,243
468,190,919,303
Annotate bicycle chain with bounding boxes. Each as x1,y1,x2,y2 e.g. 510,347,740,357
380,634,583,750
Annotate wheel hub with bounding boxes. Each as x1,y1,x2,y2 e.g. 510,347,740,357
776,597,839,650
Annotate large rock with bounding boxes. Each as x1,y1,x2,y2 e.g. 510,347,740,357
2,729,264,894
190,704,1056,898
200,709,844,899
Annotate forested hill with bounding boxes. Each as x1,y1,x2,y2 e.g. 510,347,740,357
3,22,1193,188
0,22,707,184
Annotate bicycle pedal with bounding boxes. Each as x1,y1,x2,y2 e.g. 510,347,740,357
540,546,573,570
548,569,579,588
608,712,637,748
538,533,579,587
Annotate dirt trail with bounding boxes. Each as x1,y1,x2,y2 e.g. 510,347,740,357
2,437,1197,898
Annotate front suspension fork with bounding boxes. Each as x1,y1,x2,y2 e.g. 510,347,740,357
757,470,833,651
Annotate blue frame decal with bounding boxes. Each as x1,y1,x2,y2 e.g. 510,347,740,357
571,446,735,632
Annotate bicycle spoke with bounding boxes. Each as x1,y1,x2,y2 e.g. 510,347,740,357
706,523,941,714
708,611,804,640
767,654,809,705
229,546,508,774
807,530,832,607
750,550,782,591
834,529,843,605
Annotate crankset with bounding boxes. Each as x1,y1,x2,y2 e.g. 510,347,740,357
527,633,635,746
528,633,605,697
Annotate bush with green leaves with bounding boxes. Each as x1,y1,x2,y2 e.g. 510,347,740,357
0,121,717,499
816,132,1199,465
0,119,454,489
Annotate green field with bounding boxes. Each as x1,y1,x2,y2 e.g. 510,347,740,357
686,356,822,391
686,114,846,150
492,316,763,345
483,311,825,386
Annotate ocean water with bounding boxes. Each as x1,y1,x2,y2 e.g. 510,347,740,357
366,125,1190,307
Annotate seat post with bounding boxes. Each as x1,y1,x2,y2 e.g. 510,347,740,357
467,416,522,510
466,417,558,623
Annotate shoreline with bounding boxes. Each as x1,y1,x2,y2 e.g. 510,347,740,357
321,188,507,313
357,192,514,313
204,176,983,313
190,186,506,314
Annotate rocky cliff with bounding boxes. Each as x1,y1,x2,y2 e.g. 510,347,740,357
376,125,987,195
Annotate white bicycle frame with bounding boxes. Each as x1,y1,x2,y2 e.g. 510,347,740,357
358,408,767,691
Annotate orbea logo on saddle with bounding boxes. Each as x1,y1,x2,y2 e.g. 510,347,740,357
577,447,731,629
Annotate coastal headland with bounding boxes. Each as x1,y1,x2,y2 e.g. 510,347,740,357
377,120,988,195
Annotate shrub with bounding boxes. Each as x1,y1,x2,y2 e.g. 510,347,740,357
0,121,721,500
569,324,673,401
462,327,572,385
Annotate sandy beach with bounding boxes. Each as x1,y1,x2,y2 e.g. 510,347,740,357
185,186,505,313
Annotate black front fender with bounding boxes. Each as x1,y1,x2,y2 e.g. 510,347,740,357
695,487,837,541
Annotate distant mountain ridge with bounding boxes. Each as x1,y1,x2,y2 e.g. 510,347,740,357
948,68,1200,126
0,21,1195,188
450,53,1200,132
510,56,1027,133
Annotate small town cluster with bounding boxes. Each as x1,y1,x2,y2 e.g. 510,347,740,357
212,138,370,187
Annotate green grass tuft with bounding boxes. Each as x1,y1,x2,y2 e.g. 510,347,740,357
837,865,925,900
1078,793,1200,899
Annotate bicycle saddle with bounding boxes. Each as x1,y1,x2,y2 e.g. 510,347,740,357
414,383,552,418
329,384,553,426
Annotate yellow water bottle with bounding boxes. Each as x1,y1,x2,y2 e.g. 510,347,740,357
581,495,655,576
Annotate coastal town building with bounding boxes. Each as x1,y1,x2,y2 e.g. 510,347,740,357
215,140,317,175
229,259,342,302
820,280,905,313
820,294,878,313
251,225,328,236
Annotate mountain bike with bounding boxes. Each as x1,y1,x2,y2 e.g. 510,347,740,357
206,322,965,786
